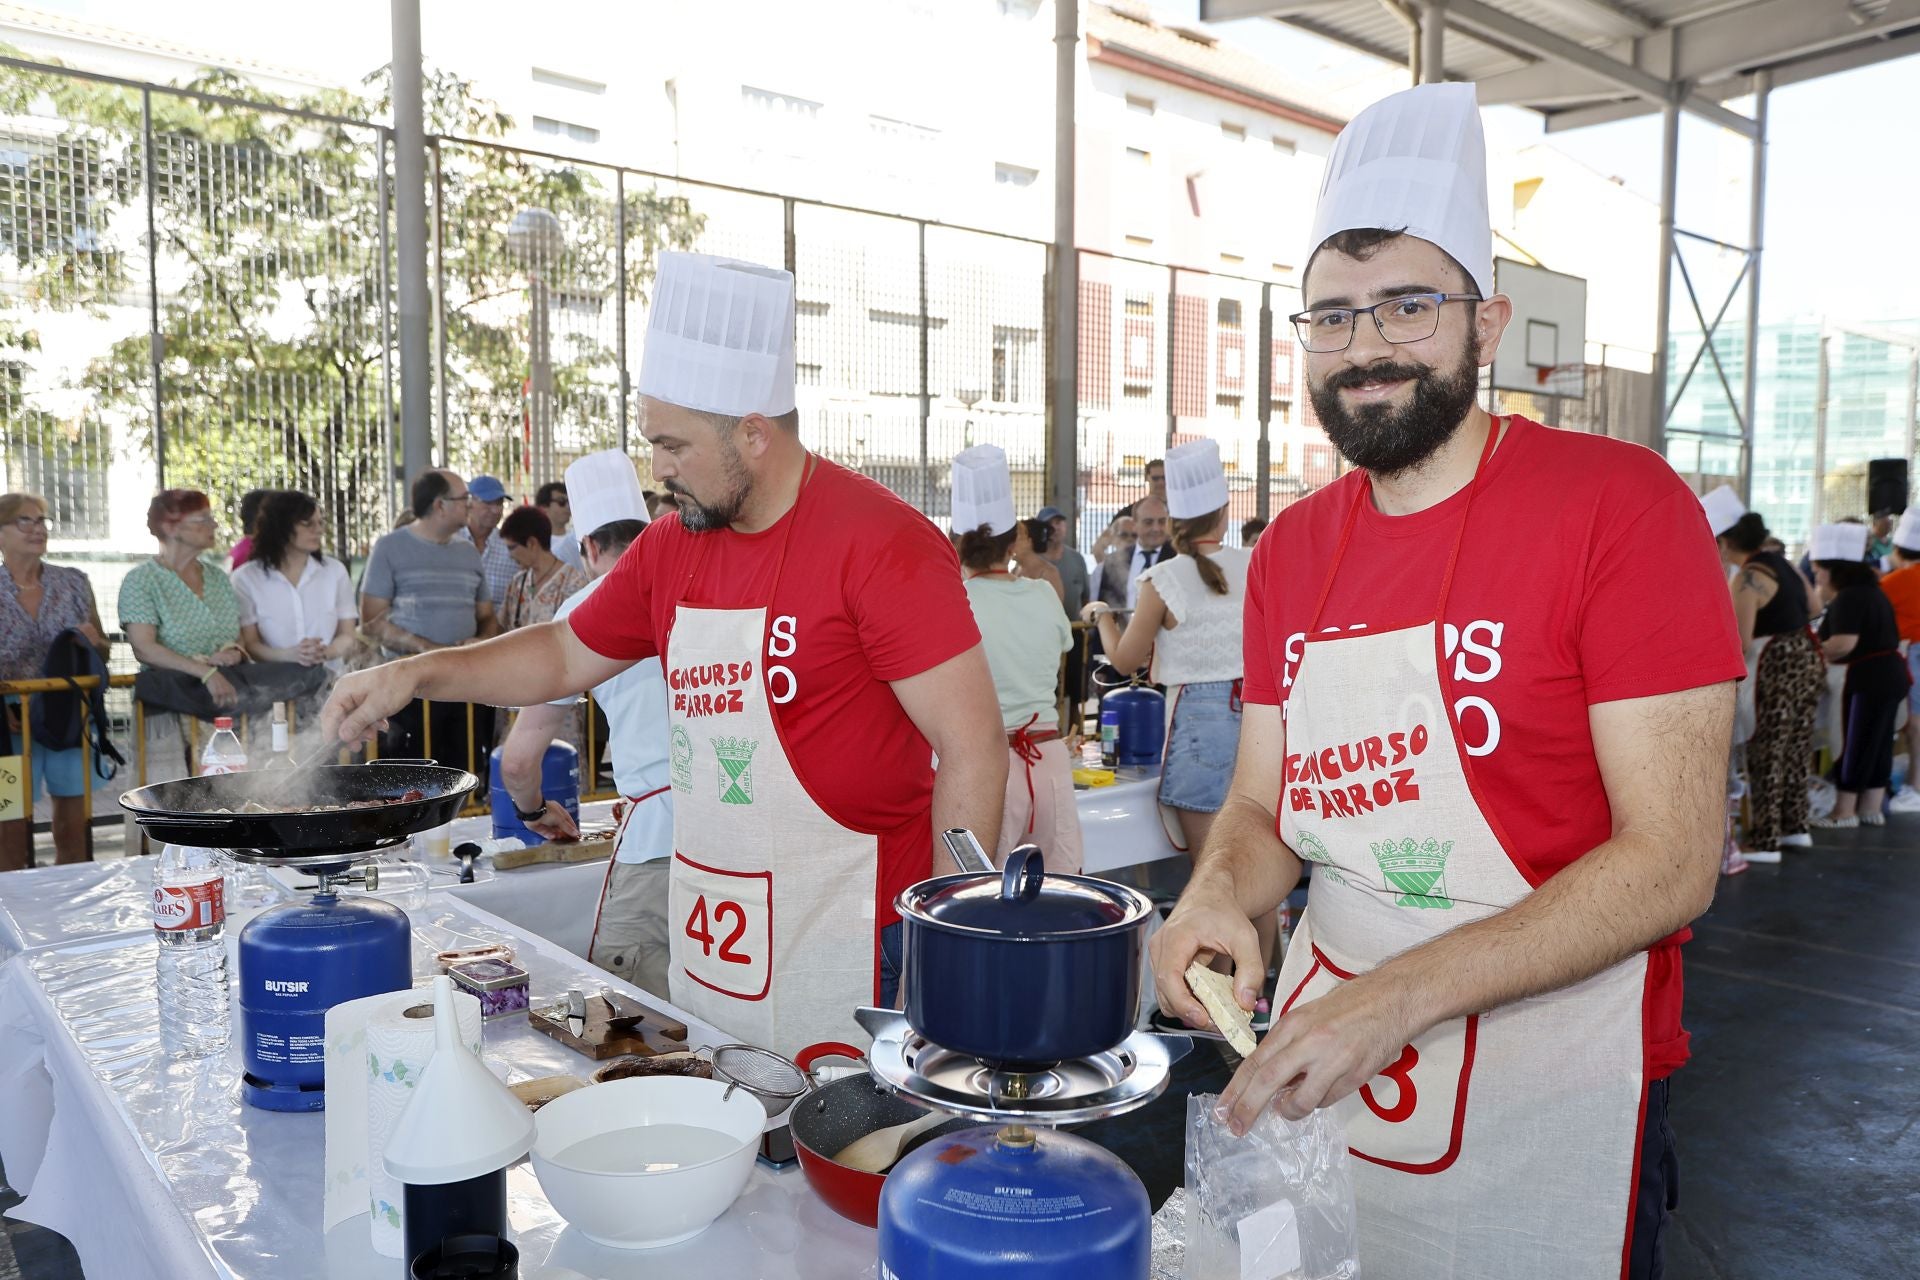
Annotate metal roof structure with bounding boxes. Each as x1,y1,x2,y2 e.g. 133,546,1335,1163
1196,0,1920,496
1200,1,1920,137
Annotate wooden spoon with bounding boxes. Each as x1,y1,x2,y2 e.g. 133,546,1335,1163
831,1110,952,1174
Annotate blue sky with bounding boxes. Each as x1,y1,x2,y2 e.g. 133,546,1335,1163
1180,3,1920,328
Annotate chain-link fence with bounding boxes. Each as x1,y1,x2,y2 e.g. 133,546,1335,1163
5,54,1681,584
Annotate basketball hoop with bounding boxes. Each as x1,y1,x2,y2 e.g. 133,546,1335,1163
1535,364,1555,387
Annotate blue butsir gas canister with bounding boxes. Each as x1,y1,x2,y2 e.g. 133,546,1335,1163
236,891,410,1111
878,1125,1149,1279
1100,679,1166,768
489,741,579,844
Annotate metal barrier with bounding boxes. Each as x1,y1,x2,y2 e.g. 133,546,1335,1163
0,675,617,859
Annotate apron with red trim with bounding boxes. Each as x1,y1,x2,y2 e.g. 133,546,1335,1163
662,464,879,1060
1275,420,1648,1279
585,784,672,964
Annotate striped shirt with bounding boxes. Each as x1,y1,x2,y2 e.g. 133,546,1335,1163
360,528,486,648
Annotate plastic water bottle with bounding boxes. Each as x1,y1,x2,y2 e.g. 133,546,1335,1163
1100,704,1121,768
153,843,230,1059
200,715,247,774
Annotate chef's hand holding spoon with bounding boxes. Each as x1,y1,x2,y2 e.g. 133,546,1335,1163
322,661,423,747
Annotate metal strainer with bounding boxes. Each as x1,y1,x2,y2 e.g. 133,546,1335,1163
710,1043,810,1117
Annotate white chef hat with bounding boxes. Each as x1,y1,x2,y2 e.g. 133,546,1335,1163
1893,508,1920,551
1809,523,1869,563
1165,439,1229,520
565,449,647,542
639,251,796,418
1308,82,1493,298
950,444,1016,536
1698,484,1746,538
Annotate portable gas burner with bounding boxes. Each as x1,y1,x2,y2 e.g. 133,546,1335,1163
121,761,478,1111
855,1006,1190,1279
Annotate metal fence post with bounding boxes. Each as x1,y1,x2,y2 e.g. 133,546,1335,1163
141,88,165,482
431,141,448,467
918,219,931,512
783,197,797,277
615,168,629,453
1256,282,1273,521
378,129,397,530
1164,264,1178,449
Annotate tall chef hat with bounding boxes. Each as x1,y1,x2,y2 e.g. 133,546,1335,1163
640,251,796,418
1809,523,1869,563
1894,508,1920,551
950,444,1016,536
1165,439,1230,520
1698,484,1746,538
564,448,647,542
1308,82,1493,298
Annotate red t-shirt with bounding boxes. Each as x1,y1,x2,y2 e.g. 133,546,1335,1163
568,458,980,930
1244,416,1744,1078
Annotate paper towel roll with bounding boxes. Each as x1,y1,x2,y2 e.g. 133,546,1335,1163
365,989,483,1258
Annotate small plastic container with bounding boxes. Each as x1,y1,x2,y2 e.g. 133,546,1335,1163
448,958,531,1021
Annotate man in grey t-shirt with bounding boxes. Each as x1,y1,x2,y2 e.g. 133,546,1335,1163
358,469,501,765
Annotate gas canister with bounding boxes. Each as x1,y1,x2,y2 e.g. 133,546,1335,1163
236,890,410,1111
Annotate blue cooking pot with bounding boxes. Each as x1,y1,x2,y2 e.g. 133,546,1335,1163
897,831,1154,1068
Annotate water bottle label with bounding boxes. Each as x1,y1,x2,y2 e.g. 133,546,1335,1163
153,878,225,931
200,764,244,775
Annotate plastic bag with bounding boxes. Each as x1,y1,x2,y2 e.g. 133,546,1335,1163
1182,1095,1360,1280
1807,775,1836,821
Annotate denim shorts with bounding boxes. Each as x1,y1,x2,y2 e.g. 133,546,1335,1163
4,698,86,799
1909,648,1920,716
1157,679,1242,814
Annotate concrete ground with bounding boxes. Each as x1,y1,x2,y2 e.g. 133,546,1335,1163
3,815,1915,1277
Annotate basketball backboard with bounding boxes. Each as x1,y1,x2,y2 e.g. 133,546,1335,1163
1492,258,1587,399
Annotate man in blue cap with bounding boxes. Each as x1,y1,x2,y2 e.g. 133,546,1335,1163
457,474,516,608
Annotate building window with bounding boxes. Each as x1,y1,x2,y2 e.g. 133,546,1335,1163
1125,146,1151,167
992,326,1040,404
1125,95,1156,116
995,162,1038,187
532,116,600,144
1272,136,1297,155
1123,385,1154,404
1217,298,1242,328
1124,234,1154,249
1221,122,1246,141
532,68,606,95
1219,253,1245,269
1125,294,1154,317
1216,394,1242,419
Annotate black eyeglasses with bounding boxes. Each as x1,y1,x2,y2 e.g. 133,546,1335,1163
1289,293,1482,353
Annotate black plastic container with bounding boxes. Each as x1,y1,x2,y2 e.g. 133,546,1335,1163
402,1172,506,1276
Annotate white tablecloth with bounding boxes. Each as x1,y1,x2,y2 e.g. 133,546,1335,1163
0,894,880,1280
0,859,158,962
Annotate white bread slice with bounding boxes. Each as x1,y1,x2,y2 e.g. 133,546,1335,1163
1185,961,1258,1057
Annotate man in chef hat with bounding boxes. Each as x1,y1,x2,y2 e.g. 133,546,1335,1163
326,252,1007,1058
1151,83,1744,1280
496,448,677,993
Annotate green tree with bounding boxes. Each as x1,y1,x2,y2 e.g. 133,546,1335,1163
0,53,702,555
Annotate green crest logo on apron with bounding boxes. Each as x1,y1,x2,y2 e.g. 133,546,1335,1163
670,726,694,793
1370,836,1455,909
1293,829,1348,886
712,735,760,805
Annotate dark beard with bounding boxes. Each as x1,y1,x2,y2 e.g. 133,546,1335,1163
1307,341,1482,478
663,439,752,533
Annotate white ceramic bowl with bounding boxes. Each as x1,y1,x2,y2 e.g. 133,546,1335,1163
531,1076,765,1249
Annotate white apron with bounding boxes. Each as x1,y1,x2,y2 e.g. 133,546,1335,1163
1275,423,1649,1279
585,784,672,961
662,473,880,1060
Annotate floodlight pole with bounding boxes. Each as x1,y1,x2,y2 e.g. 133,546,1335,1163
391,0,433,480
1648,95,1680,464
1048,0,1080,533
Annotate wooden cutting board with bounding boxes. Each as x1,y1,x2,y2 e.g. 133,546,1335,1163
529,993,690,1060
490,827,618,870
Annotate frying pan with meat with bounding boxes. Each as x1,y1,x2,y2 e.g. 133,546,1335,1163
119,760,477,854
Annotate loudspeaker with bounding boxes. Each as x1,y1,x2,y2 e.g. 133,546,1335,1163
1867,457,1909,515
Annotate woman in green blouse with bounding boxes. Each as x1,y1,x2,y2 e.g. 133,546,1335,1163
122,489,324,721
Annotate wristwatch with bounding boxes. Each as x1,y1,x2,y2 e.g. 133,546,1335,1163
513,798,548,823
